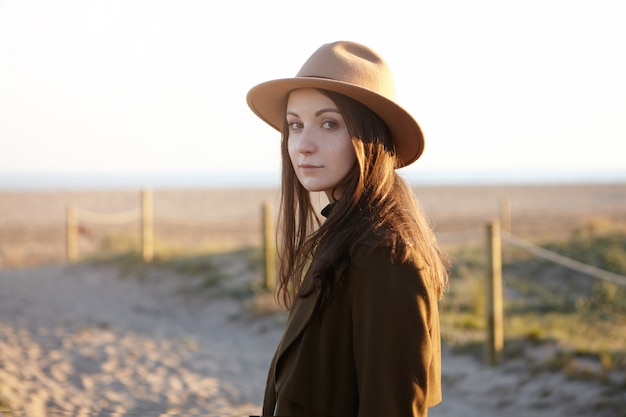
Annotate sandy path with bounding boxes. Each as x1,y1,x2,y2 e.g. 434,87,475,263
0,262,283,416
0,260,614,417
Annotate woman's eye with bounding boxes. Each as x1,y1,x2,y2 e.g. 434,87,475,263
288,121,303,130
322,120,338,129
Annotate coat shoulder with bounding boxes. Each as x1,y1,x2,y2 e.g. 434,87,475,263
348,244,427,289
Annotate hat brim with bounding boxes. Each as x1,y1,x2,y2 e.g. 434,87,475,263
246,77,424,168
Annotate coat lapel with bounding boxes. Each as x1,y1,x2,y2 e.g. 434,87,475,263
264,271,321,414
275,286,320,359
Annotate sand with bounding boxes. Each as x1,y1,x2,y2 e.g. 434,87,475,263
1,183,625,416
0,260,282,416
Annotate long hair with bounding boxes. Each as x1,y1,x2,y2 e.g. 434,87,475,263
276,89,448,309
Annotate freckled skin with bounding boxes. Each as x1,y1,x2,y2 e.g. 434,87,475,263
286,89,356,201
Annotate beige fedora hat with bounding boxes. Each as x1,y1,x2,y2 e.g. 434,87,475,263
246,41,424,167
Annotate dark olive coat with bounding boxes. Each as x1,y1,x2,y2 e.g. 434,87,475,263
262,244,442,417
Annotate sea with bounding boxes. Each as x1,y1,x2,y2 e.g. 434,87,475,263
1,170,626,191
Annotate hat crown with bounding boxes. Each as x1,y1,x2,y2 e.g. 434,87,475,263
296,41,397,101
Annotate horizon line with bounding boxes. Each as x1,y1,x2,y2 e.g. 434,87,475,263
2,169,626,191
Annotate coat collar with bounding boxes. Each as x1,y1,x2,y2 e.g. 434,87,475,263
320,203,335,218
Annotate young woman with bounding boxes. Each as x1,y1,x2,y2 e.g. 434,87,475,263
247,41,448,417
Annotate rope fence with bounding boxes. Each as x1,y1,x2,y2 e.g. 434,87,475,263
501,231,626,287
66,189,154,262
72,207,141,224
150,193,221,226
65,189,625,363
481,218,626,365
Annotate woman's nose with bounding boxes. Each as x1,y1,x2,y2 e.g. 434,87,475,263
294,128,317,154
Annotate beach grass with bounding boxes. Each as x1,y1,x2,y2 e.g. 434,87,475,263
440,218,626,392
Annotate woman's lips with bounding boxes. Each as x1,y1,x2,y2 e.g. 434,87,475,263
299,164,322,173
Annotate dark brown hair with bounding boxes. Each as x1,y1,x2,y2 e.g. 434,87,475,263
276,89,448,309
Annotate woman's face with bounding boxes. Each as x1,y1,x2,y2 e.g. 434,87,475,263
286,88,356,201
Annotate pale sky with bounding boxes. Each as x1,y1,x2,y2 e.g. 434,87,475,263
1,0,625,187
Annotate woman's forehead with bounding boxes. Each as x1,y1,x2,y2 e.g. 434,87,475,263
286,88,339,116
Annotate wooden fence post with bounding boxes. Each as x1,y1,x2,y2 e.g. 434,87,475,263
142,188,154,262
67,205,78,262
262,201,276,290
486,219,504,365
500,196,511,233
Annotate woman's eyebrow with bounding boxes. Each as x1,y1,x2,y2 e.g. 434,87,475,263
286,108,341,118
315,108,341,117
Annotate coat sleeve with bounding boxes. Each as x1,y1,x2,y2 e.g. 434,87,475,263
348,246,441,417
